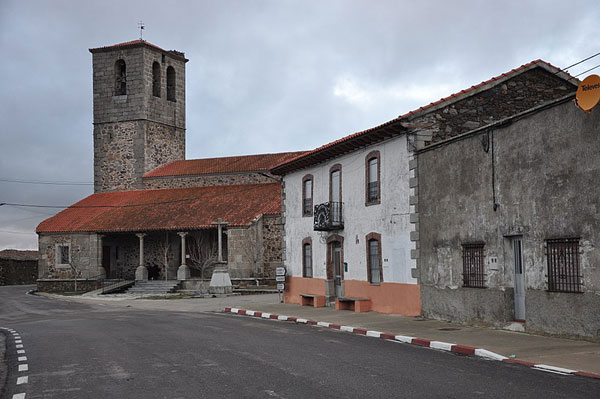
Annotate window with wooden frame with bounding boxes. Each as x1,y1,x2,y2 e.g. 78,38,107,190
329,164,342,224
546,238,582,293
302,237,312,278
302,174,313,217
365,151,380,205
366,232,383,284
462,243,485,288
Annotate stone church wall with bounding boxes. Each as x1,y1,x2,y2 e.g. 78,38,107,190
144,122,185,175
143,172,278,189
38,233,102,280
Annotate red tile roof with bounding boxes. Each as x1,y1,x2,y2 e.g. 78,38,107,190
0,250,38,261
271,60,578,175
36,183,281,233
144,152,308,178
89,39,187,61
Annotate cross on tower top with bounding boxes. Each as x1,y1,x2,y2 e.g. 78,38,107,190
138,21,145,40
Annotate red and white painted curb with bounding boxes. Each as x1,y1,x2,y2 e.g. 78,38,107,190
1,327,29,399
224,307,600,380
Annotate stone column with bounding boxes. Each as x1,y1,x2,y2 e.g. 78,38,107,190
209,218,232,294
177,232,190,280
135,233,148,280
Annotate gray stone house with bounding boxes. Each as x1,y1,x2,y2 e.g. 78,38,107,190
415,79,600,338
36,39,304,291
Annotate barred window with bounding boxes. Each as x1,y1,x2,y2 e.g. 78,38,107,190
462,243,485,288
302,240,312,278
366,232,382,284
547,238,582,293
302,175,313,217
365,151,380,205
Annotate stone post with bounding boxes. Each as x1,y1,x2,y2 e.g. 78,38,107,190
135,233,148,280
177,232,190,280
209,218,232,294
97,234,106,279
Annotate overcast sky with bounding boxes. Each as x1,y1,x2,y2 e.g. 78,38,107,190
0,0,599,250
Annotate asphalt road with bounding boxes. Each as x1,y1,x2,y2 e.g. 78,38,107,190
1,285,599,398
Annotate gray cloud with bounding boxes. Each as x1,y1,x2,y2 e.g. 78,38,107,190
1,0,599,249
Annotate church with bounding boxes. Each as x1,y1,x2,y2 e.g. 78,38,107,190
36,39,304,291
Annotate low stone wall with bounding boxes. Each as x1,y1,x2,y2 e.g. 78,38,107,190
37,279,102,293
0,259,37,285
420,285,514,326
526,290,600,339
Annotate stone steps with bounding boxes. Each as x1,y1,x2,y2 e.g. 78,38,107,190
125,280,181,295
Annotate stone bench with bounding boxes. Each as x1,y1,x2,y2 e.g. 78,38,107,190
335,297,372,312
300,293,326,308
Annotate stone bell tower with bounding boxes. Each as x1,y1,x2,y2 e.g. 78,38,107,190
89,40,187,192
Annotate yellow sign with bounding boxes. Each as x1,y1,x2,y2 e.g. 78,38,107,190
576,74,600,112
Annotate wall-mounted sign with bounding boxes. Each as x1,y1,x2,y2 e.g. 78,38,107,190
576,74,600,112
275,275,286,282
277,283,285,291
276,267,286,276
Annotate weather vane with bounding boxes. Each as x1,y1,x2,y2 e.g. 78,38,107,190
138,21,145,40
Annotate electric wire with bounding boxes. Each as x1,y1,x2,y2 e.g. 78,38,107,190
574,63,600,78
0,178,93,186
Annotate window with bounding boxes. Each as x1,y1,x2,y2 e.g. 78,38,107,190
329,164,342,224
167,66,176,101
365,151,380,204
547,238,582,293
152,62,161,97
302,238,312,278
55,243,71,268
114,59,127,95
462,243,485,288
366,233,382,284
302,175,313,217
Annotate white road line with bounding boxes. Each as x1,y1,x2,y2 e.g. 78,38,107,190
474,348,507,361
15,340,22,344
18,356,27,362
395,335,414,343
16,344,23,349
17,350,25,354
533,364,576,374
430,341,454,351
12,393,26,399
18,364,28,372
17,376,28,385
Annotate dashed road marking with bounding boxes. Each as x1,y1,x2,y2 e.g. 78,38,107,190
18,356,27,361
18,364,29,372
17,376,28,385
12,393,26,399
16,344,23,349
17,349,25,354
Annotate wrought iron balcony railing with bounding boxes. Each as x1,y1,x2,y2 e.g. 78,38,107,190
313,202,343,231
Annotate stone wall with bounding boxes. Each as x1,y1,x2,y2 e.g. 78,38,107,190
38,233,102,279
37,279,102,293
0,259,38,285
262,215,283,277
418,98,600,337
408,67,576,147
143,172,278,189
144,122,185,175
227,222,262,279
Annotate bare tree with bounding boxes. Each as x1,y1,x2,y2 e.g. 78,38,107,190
241,219,263,279
187,230,218,279
157,232,171,281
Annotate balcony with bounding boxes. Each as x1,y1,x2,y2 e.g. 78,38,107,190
313,202,344,231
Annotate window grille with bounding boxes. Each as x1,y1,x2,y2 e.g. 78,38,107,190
547,238,582,293
462,243,485,288
368,239,381,284
303,243,312,278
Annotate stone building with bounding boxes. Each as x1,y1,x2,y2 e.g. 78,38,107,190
0,250,38,285
36,39,304,291
272,60,580,317
417,95,600,338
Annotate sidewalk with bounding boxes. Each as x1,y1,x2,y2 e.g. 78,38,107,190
57,292,600,376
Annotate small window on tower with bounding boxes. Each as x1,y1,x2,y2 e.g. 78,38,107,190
115,59,127,96
167,66,176,102
152,62,161,98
